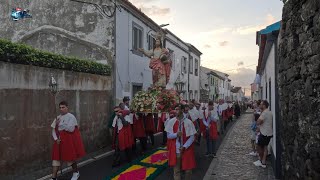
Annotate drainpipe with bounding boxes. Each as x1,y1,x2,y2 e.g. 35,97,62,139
274,31,282,179
188,54,190,101
112,9,117,107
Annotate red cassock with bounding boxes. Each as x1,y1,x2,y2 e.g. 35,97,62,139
52,127,86,161
117,125,134,151
145,114,156,133
167,120,196,170
228,107,234,118
222,110,228,121
199,111,207,135
199,118,206,135
157,113,166,132
202,112,218,140
112,119,134,151
189,115,198,140
132,114,146,138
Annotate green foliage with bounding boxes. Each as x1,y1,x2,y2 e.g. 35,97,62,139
0,39,111,76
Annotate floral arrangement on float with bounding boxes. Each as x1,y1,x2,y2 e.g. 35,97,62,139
156,89,179,112
131,86,179,113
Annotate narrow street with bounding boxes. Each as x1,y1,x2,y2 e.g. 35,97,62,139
57,116,239,180
203,110,276,180
3,1,317,179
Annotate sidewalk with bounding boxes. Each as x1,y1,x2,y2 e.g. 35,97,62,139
203,110,276,180
155,115,238,180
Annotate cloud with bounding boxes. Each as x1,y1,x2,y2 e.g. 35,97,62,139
130,0,158,5
237,61,244,66
266,14,276,25
129,0,171,17
228,68,256,90
204,44,211,48
232,25,264,35
219,41,229,46
196,13,278,39
211,28,232,35
139,5,170,16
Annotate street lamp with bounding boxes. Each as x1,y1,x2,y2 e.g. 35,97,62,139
48,74,61,175
174,74,185,103
49,74,58,94
147,23,170,42
159,24,169,28
175,81,184,93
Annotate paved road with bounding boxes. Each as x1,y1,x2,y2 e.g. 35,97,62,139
156,119,237,180
203,110,276,180
57,116,239,180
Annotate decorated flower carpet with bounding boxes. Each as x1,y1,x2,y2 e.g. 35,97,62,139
104,147,168,180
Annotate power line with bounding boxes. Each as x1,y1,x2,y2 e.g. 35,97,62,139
224,64,256,72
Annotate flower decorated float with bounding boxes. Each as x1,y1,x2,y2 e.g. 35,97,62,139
131,86,180,113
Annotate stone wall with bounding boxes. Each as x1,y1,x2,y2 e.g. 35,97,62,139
0,0,115,64
0,62,112,178
278,0,320,179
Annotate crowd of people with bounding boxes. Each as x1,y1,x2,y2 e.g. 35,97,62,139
108,97,243,180
48,97,250,180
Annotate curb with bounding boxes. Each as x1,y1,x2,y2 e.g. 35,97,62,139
37,132,163,180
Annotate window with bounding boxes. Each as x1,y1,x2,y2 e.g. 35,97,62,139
189,90,193,100
132,84,143,97
265,82,268,99
181,57,187,74
195,90,198,100
168,49,175,70
189,56,193,74
269,80,271,110
195,59,199,76
148,35,155,50
132,22,143,55
183,92,187,100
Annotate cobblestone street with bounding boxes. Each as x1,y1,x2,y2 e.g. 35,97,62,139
204,110,276,180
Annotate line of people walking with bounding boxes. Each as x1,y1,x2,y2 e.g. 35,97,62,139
109,97,239,180
48,97,242,180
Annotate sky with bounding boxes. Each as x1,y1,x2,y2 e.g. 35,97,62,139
129,0,284,96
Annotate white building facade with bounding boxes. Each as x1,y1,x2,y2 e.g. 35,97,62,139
187,44,201,101
115,2,158,103
115,1,201,103
165,30,190,100
231,87,244,102
259,36,277,161
255,21,281,178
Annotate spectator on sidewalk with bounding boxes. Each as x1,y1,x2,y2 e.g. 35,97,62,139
51,101,86,180
249,100,261,156
165,104,197,180
203,101,219,157
253,100,273,168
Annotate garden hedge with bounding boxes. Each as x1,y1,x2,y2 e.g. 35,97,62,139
0,39,111,76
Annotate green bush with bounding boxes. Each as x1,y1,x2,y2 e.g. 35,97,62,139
0,39,111,76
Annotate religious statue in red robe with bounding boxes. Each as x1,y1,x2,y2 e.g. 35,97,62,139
138,33,172,88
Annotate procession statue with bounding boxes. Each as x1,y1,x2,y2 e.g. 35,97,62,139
138,31,172,88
